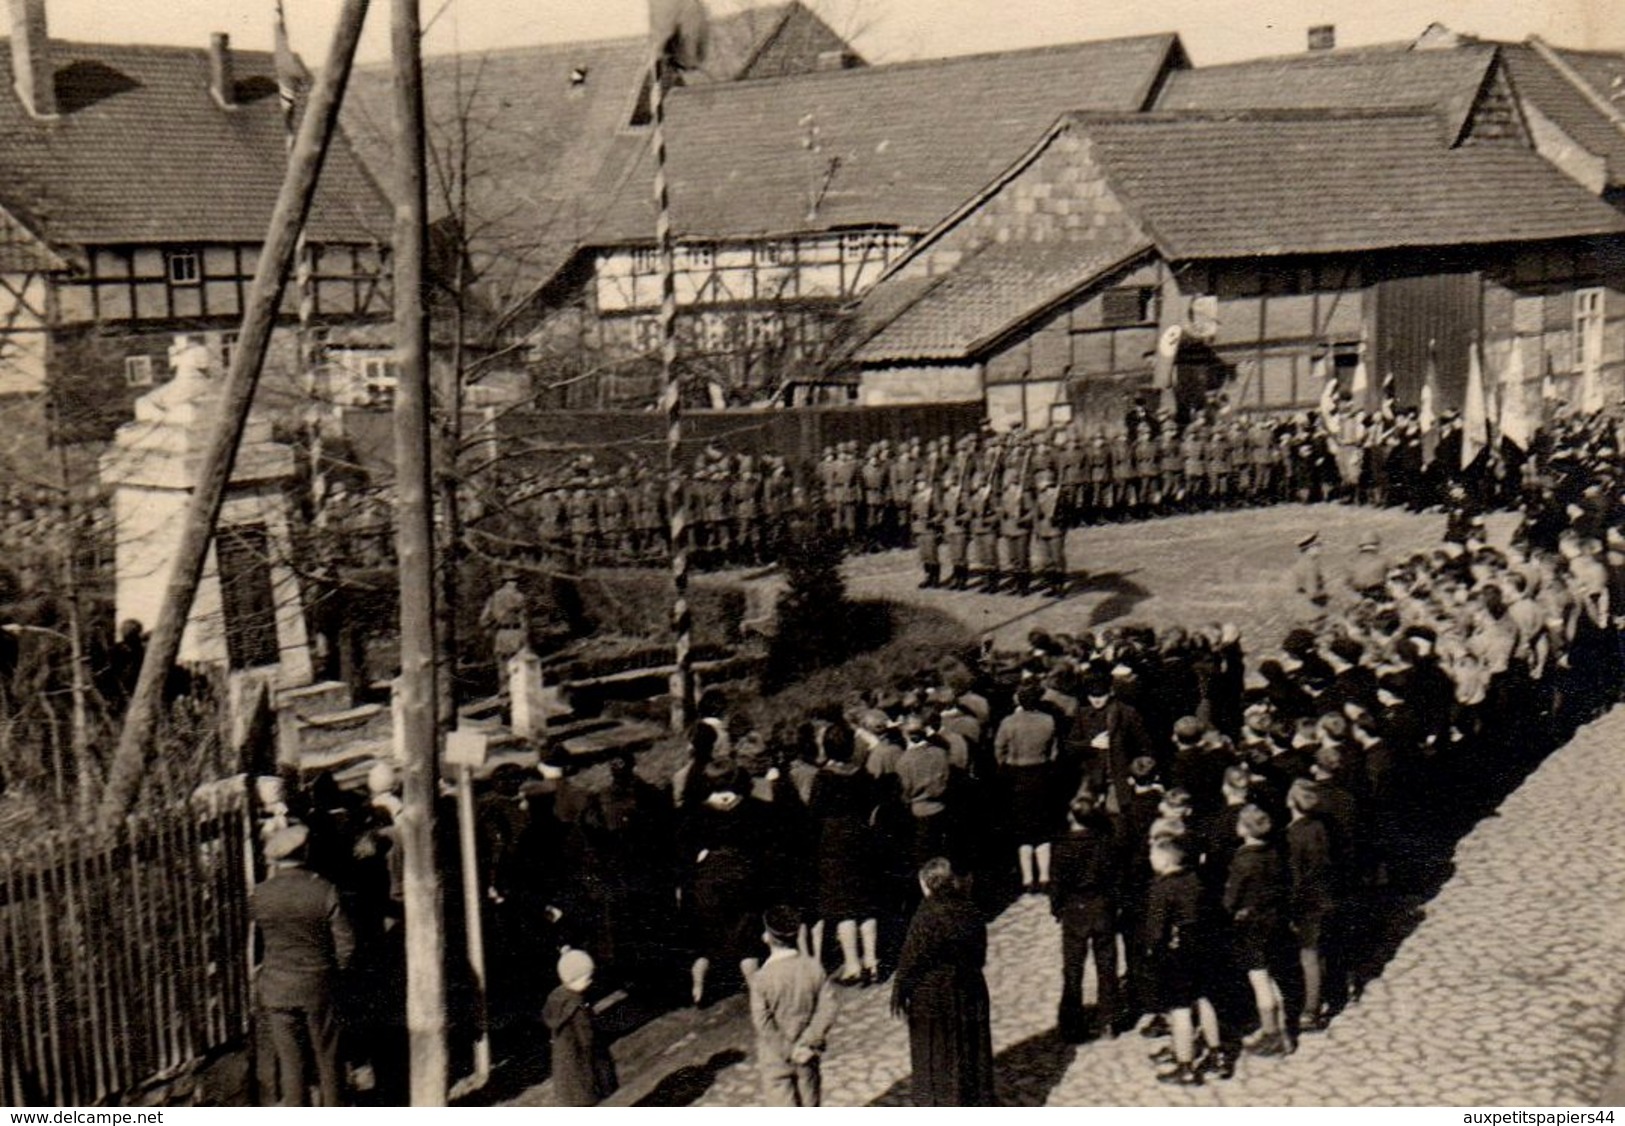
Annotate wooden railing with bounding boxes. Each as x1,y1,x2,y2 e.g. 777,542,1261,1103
0,783,255,1106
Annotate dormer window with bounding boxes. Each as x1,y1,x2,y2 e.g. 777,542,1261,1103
166,249,201,286
569,66,588,88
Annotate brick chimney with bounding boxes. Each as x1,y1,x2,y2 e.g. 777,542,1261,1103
9,0,55,118
1308,24,1336,51
209,31,235,107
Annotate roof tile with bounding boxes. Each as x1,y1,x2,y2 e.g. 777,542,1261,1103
0,39,390,249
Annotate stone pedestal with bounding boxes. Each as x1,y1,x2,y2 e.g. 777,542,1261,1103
99,338,313,691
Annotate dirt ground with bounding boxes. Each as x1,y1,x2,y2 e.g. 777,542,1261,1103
839,501,1518,659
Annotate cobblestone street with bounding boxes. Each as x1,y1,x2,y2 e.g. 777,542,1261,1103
515,700,1625,1107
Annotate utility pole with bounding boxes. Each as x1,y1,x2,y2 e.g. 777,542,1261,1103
97,0,372,830
391,0,449,1105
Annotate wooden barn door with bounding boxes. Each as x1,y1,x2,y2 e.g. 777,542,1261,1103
1373,269,1481,411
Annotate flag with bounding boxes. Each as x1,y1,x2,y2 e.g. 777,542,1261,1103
1420,343,1439,466
1380,371,1397,420
1350,347,1369,404
650,0,711,71
1315,351,1338,435
1461,338,1488,469
273,0,306,135
1499,338,1533,450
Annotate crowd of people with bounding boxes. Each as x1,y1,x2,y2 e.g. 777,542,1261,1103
241,401,1625,1105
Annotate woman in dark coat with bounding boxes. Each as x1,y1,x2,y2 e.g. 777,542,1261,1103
680,761,768,1006
891,858,996,1106
807,723,881,985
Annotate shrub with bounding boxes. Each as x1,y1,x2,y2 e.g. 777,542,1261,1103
763,527,853,691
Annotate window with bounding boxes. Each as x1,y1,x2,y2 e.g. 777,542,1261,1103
124,355,156,387
1575,288,1605,376
165,249,201,286
630,247,658,274
218,330,239,372
678,245,715,271
1101,287,1155,327
360,356,397,407
630,315,661,354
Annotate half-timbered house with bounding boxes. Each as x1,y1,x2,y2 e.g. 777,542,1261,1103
503,33,1190,408
0,0,392,467
845,104,1625,432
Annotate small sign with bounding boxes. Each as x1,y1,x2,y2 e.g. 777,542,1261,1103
445,729,490,769
1157,324,1183,359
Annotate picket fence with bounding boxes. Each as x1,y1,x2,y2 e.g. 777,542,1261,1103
0,784,256,1106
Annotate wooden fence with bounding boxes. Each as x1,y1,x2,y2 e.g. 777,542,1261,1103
0,784,256,1106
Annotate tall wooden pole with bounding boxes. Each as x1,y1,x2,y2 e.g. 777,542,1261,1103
391,0,449,1105
97,0,372,830
650,49,693,732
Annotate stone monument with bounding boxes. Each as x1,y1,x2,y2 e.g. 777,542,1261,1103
100,335,314,700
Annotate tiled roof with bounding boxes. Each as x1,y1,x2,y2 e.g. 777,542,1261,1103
1155,44,1496,142
852,238,1153,363
1078,109,1625,259
0,39,390,251
1501,44,1625,187
850,107,1625,365
343,3,854,313
582,34,1183,247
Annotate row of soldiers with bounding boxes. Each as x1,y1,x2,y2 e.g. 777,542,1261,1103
306,402,1511,579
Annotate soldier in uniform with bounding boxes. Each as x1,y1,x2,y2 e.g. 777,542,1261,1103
861,444,890,552
939,469,970,590
1207,422,1233,509
815,445,839,536
832,443,860,548
732,457,763,565
630,468,663,563
1157,423,1183,517
891,439,919,550
1055,429,1085,529
600,470,632,566
999,467,1034,596
1243,419,1269,504
1106,429,1133,519
762,456,794,559
968,471,999,593
910,473,942,589
1083,433,1110,525
1181,422,1207,512
1130,425,1158,517
566,485,596,571
1032,468,1069,598
701,466,732,567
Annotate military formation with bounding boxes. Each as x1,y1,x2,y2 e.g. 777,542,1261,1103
306,396,1550,592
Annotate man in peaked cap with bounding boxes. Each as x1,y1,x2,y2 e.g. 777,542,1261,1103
251,823,355,1106
1292,531,1327,608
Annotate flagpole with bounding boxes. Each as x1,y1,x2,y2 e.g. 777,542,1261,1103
650,34,694,732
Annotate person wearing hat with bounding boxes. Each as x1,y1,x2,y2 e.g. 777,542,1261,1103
748,905,839,1106
251,823,355,1106
1347,533,1388,597
1291,532,1326,609
910,472,943,589
544,949,617,1105
1032,467,1070,598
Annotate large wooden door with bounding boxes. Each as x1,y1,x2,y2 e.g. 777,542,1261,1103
1373,270,1481,410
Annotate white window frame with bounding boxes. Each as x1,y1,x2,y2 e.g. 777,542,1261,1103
124,355,156,387
165,249,201,286
1575,287,1605,377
